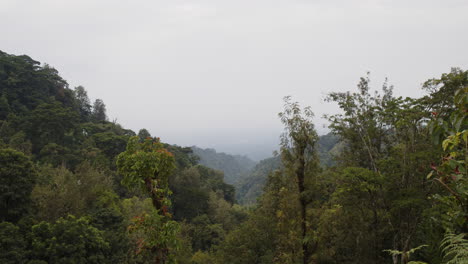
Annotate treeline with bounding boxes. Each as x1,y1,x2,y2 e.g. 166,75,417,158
201,71,468,263
235,133,339,205
0,49,466,264
191,146,256,184
0,50,246,263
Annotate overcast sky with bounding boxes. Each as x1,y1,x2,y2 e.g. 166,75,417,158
1,0,467,160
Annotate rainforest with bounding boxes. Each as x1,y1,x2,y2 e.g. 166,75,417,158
0,49,466,264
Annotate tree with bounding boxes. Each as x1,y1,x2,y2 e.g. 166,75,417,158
0,94,10,120
0,222,27,264
31,163,115,222
92,99,107,122
74,86,92,121
30,215,109,263
428,86,467,262
116,136,178,263
0,148,37,222
138,128,152,141
325,74,393,171
27,101,78,152
325,76,438,264
278,96,320,264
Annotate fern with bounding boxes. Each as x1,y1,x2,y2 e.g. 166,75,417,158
384,245,428,263
441,233,468,264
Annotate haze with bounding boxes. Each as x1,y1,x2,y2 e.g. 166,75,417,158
1,0,467,160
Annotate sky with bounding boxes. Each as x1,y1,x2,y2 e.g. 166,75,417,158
1,0,467,160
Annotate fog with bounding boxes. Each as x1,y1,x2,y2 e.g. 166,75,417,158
1,0,467,160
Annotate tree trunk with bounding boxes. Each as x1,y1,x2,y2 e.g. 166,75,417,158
145,177,169,264
145,177,163,213
296,146,311,264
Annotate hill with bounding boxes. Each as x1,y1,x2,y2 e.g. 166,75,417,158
235,132,340,204
191,146,256,184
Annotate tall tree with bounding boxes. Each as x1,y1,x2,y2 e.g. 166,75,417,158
278,96,320,264
30,215,109,263
116,136,178,263
0,148,37,222
138,128,152,141
92,99,107,122
74,86,92,121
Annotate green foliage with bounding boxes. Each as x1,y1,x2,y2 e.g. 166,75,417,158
0,222,27,264
235,155,282,205
32,163,115,221
2,49,467,264
117,136,181,263
30,215,109,263
91,132,129,160
428,86,468,232
128,211,180,263
325,74,394,171
0,148,37,222
384,245,428,263
117,136,175,194
91,99,107,122
0,51,71,114
191,250,216,264
236,132,339,205
441,233,468,264
191,146,255,184
170,167,210,220
279,96,320,264
138,128,152,141
189,214,225,251
74,86,92,122
27,101,79,151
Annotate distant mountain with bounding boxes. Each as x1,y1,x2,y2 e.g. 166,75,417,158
235,155,282,205
235,132,340,204
191,146,257,184
317,132,340,167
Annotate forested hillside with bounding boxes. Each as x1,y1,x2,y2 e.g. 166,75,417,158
191,146,256,184
235,155,282,205
0,50,245,263
235,133,339,205
0,50,467,264
210,72,468,264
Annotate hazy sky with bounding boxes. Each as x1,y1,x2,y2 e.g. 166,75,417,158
1,0,467,160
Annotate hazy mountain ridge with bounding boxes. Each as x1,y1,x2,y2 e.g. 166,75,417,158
235,133,340,204
235,155,282,205
191,146,257,184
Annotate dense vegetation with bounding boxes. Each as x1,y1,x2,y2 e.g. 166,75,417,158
0,50,466,264
234,133,339,205
191,147,256,184
0,50,244,263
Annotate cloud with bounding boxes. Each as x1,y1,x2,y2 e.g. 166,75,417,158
1,0,467,158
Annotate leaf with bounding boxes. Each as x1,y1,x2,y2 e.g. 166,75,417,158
442,138,451,151
427,170,434,179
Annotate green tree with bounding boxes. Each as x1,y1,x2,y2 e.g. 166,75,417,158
30,215,109,264
74,85,92,121
138,128,152,141
27,102,78,152
117,136,178,263
325,74,393,171
31,163,115,222
278,96,320,264
92,99,107,122
0,222,27,264
428,86,467,263
0,148,37,222
323,75,445,264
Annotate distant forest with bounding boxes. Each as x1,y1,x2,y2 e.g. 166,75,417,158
0,50,466,264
